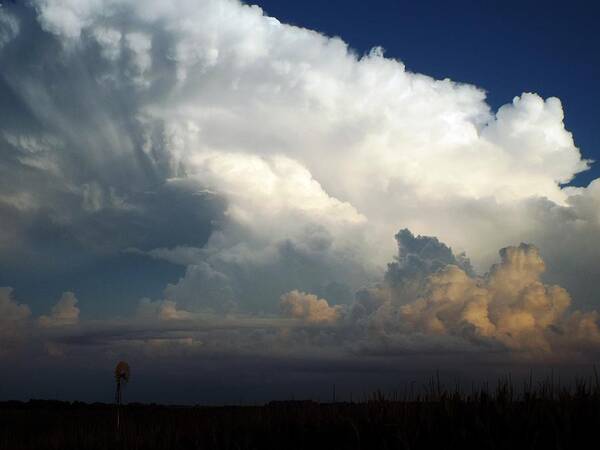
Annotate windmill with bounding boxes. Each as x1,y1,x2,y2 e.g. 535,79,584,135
114,361,131,433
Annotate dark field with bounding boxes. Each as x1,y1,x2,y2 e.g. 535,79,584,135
2,378,600,450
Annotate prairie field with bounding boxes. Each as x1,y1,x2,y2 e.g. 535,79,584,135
2,377,600,450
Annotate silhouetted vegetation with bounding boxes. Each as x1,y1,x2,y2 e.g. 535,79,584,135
2,374,600,449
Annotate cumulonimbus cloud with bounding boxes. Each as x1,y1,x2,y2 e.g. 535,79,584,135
0,0,599,377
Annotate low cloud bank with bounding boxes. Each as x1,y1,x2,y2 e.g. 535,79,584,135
2,230,599,365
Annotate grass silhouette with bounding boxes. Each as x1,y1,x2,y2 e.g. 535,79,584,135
2,371,600,449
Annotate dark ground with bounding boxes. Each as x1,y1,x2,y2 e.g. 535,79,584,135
2,379,600,450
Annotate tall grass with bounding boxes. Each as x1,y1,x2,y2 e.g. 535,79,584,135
2,372,600,449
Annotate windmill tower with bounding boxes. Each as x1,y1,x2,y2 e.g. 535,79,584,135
114,361,131,432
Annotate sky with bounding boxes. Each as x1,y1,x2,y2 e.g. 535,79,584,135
1,0,600,403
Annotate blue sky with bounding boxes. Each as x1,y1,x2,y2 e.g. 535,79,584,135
254,0,600,186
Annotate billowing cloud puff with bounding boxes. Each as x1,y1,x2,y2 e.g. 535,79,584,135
400,247,563,350
137,298,192,321
185,153,366,234
384,228,473,301
39,291,80,327
162,262,237,313
280,290,342,324
356,232,600,355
